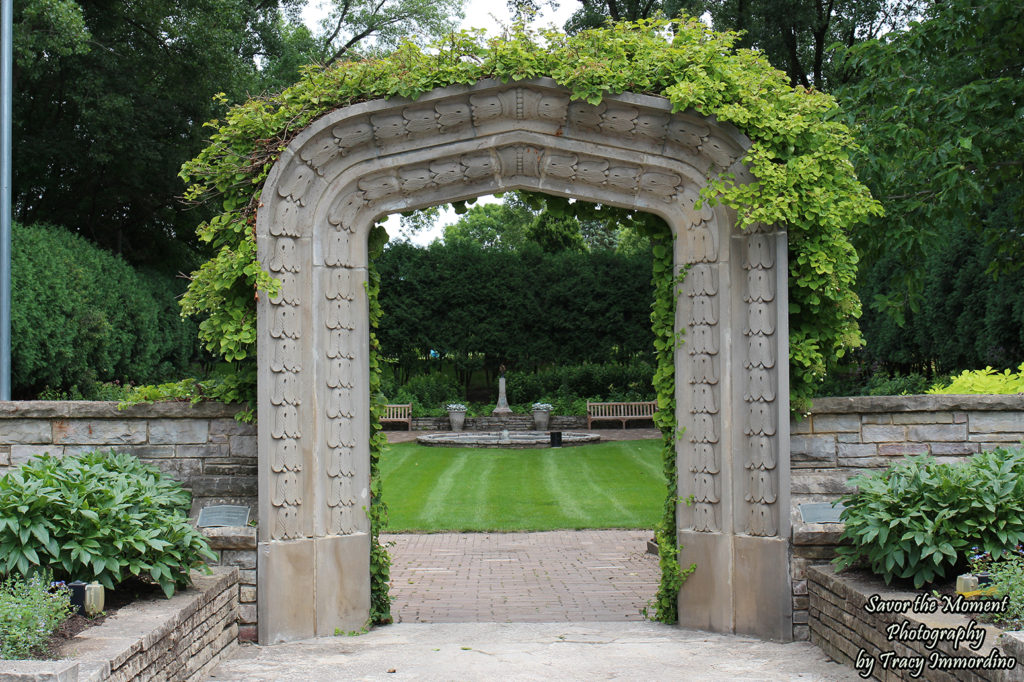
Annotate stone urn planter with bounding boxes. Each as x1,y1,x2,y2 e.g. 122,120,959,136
531,403,553,430
447,404,467,432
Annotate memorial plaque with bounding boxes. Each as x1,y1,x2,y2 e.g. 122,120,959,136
197,505,251,528
798,502,845,524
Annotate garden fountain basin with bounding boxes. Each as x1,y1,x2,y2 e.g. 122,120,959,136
415,431,600,448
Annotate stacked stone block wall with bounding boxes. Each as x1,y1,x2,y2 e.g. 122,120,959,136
202,527,258,641
790,395,1024,507
808,564,1024,681
0,401,257,516
788,395,1024,643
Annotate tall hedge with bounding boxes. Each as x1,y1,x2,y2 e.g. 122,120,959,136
856,220,1023,376
375,240,654,379
10,223,202,397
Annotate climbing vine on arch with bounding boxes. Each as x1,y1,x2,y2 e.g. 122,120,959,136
178,17,881,624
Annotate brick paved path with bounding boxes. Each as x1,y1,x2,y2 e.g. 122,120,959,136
382,530,659,623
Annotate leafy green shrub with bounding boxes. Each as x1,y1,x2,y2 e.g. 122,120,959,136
0,572,73,660
38,380,136,402
506,360,655,405
834,448,1024,588
927,363,1024,394
986,556,1024,629
0,450,216,597
386,373,462,416
11,222,203,398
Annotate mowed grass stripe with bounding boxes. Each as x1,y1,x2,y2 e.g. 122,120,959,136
541,449,585,525
380,440,665,532
419,450,469,527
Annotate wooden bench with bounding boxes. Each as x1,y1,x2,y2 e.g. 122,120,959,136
586,400,658,429
381,403,413,430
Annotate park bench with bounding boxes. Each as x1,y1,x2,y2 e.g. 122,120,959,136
382,403,413,430
586,400,658,429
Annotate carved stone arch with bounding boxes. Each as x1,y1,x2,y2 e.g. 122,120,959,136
255,78,791,643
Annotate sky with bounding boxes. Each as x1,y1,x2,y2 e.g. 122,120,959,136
302,1,579,245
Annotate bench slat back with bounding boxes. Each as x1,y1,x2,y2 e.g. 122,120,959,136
383,404,412,420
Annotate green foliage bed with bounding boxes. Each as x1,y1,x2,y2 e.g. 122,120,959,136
835,447,1024,588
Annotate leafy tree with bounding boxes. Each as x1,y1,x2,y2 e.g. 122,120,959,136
835,0,1024,311
526,213,587,252
559,0,924,90
11,0,463,269
846,218,1023,379
12,0,309,267
443,200,534,250
309,0,464,65
563,0,672,33
676,0,925,89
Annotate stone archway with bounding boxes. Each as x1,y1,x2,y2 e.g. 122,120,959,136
254,77,792,644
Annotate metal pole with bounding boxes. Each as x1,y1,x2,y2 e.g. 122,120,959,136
0,0,11,400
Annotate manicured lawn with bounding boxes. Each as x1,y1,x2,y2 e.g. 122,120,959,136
379,440,665,532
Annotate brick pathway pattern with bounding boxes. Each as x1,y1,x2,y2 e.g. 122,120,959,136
382,530,659,623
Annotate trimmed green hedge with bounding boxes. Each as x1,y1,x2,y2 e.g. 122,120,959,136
506,360,654,405
11,223,203,398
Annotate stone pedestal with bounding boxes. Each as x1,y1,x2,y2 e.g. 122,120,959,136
492,376,512,416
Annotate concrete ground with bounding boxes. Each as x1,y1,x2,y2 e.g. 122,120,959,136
208,529,859,681
207,622,859,681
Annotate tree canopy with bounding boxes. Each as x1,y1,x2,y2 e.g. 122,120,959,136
11,0,464,268
544,0,926,90
834,0,1024,313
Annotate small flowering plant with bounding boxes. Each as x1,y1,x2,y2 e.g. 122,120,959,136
531,403,553,411
969,542,1024,574
445,403,467,412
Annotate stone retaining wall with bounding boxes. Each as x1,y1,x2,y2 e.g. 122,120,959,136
807,564,1024,681
788,395,1024,643
791,395,1024,508
0,568,239,682
0,402,256,517
202,527,257,641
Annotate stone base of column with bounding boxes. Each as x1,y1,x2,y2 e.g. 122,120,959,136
258,534,370,644
676,531,792,642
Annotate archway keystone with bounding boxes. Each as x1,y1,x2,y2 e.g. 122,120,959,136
255,77,792,643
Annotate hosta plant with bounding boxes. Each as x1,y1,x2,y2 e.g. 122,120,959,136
0,450,216,597
834,448,1024,588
